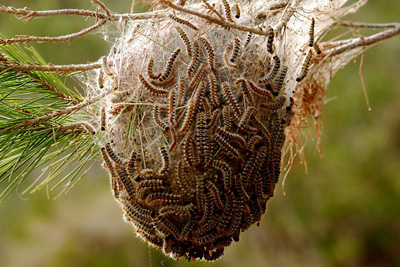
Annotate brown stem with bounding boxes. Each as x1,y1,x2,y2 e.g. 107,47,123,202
1,61,102,74
158,0,271,37
0,4,166,22
0,20,106,45
334,21,399,29
324,25,400,57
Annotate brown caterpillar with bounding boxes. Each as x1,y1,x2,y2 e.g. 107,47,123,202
222,0,234,22
309,18,315,47
275,66,287,93
159,145,169,175
138,74,169,95
105,143,125,165
234,2,240,19
230,37,241,63
100,107,106,131
187,40,200,76
176,26,192,57
214,132,240,158
168,14,199,31
199,36,216,71
267,26,275,54
222,81,242,117
147,57,161,80
296,50,313,82
159,48,181,82
247,80,273,101
209,72,220,107
153,104,170,132
211,159,232,191
259,55,280,83
151,75,176,87
146,192,182,205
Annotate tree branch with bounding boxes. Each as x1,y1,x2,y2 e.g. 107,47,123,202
0,61,102,74
0,4,166,22
324,25,400,57
0,20,106,45
158,0,271,36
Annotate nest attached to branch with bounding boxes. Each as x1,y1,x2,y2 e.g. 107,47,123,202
81,0,370,261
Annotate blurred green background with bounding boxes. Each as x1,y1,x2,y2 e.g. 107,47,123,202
0,1,399,266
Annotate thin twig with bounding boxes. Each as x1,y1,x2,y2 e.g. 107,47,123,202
358,51,371,111
325,25,400,57
334,21,399,29
1,61,102,74
0,4,166,22
275,0,298,33
201,0,224,21
0,20,106,45
158,0,270,36
92,0,111,17
4,88,114,131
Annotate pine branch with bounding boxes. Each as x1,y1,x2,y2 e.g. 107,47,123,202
0,44,102,202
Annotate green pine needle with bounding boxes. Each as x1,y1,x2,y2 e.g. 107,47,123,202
0,43,100,203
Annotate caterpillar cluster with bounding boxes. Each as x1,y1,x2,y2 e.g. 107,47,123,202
99,0,301,262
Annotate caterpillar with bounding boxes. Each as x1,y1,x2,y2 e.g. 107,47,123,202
222,81,242,117
178,96,195,134
260,96,287,110
150,75,176,87
215,126,246,148
230,37,241,63
259,55,280,83
136,179,165,200
188,63,206,91
296,50,313,82
159,145,169,175
199,36,216,71
209,72,220,107
236,79,254,106
309,18,315,47
105,143,125,165
146,192,182,205
214,132,240,158
147,57,161,80
222,0,234,23
159,48,181,82
187,40,200,76
154,215,180,240
247,80,273,101
183,131,196,167
168,14,199,31
138,74,169,95
205,180,224,210
234,2,240,19
313,42,322,54
211,159,232,191
195,176,205,211
207,108,221,129
159,204,194,217
176,160,194,193
267,26,275,54
169,87,176,126
238,106,257,132
244,32,253,47
100,107,106,131
153,104,170,132
176,26,192,57
274,66,288,94
223,42,237,68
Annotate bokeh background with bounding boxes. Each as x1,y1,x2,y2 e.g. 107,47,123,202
0,1,399,266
